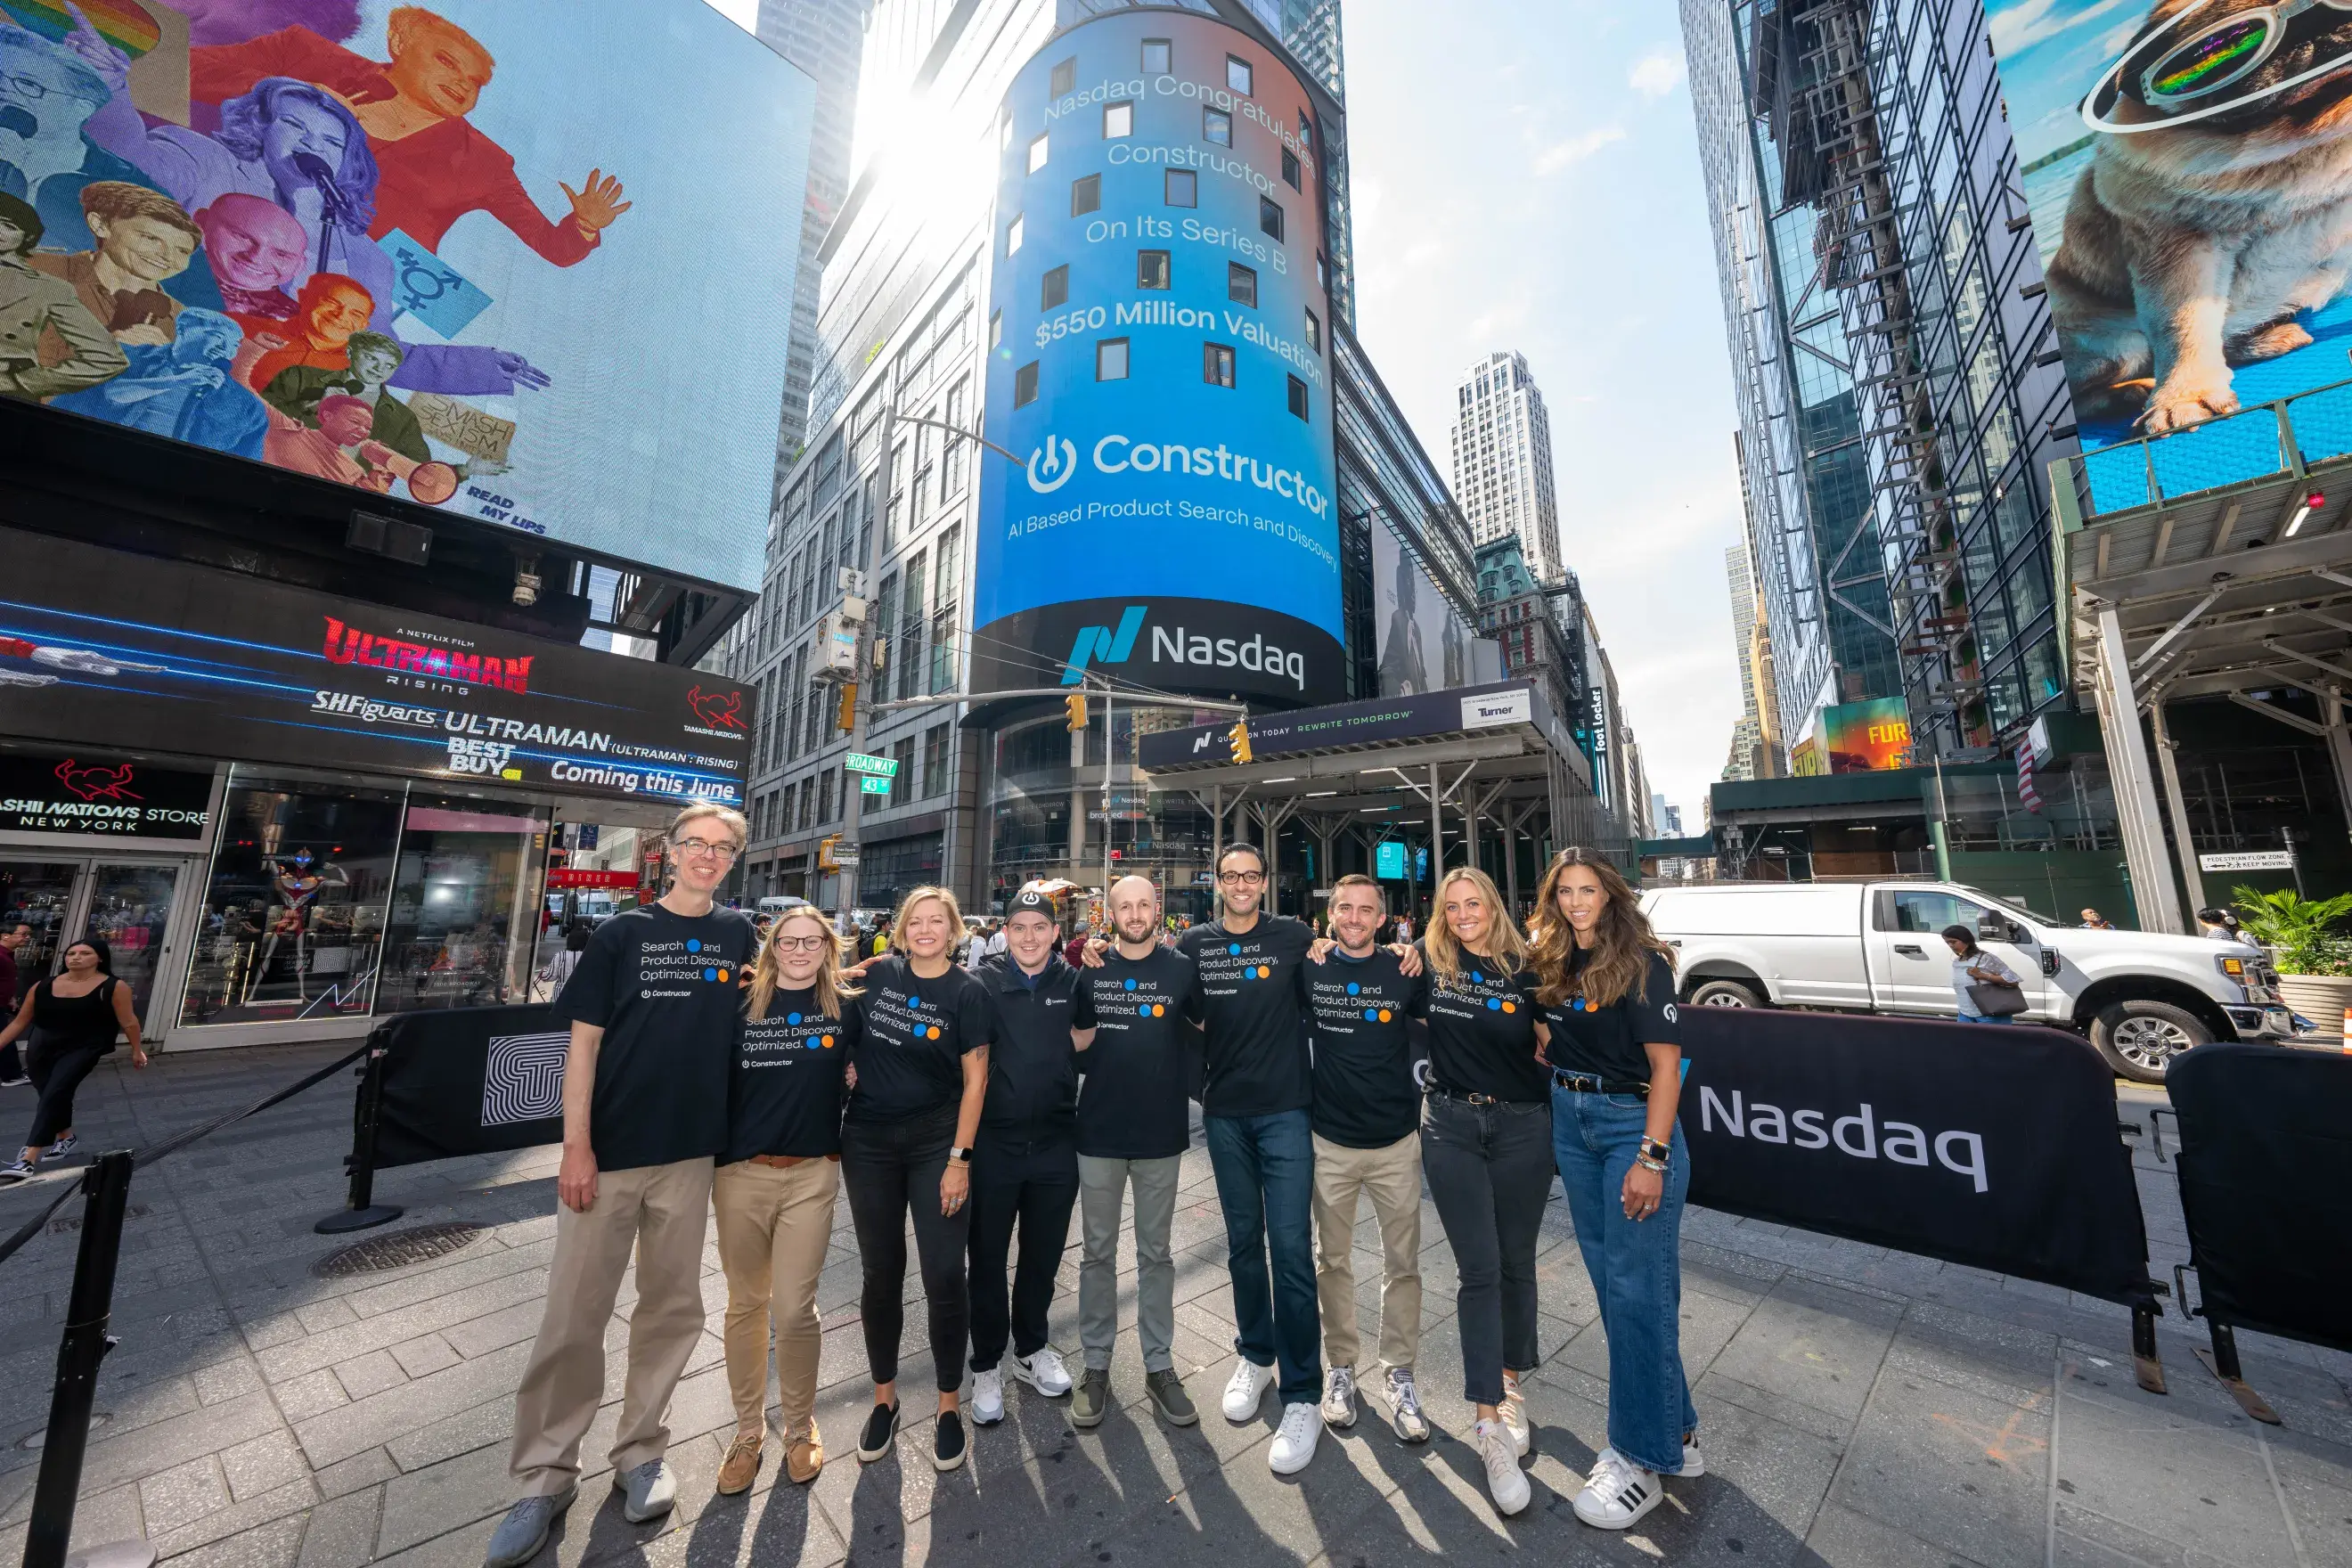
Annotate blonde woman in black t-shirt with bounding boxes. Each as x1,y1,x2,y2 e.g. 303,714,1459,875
712,908,861,1498
1528,847,1697,1534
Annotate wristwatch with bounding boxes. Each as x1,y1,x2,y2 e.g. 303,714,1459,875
947,1146,973,1164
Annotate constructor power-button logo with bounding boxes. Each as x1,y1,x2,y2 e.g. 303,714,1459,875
1027,435,1078,493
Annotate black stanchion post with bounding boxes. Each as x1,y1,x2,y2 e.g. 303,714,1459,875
2131,1303,2167,1395
315,1038,403,1236
23,1149,155,1568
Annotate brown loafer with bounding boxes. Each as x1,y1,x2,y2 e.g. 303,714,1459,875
785,1426,824,1484
716,1433,762,1496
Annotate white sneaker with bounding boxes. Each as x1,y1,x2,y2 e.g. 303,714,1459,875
1268,1401,1321,1474
1319,1365,1357,1428
1594,1439,1704,1478
1574,1449,1662,1530
1383,1367,1429,1443
1497,1379,1531,1457
971,1368,1005,1425
1474,1418,1530,1515
1013,1345,1072,1397
1221,1358,1274,1423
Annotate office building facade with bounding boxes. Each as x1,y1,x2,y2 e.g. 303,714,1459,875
1450,351,1564,587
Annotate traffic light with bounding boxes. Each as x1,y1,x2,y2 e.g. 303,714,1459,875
836,682,857,733
1227,718,1253,764
1066,691,1090,731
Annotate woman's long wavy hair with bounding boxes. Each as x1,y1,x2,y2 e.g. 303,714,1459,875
1528,846,1671,1009
1422,866,1529,990
747,906,859,1022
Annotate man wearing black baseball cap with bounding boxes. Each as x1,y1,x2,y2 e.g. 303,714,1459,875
965,887,1096,1426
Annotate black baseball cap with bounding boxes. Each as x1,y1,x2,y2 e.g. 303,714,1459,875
1006,889,1058,920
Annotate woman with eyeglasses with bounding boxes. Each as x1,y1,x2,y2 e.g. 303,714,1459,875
711,908,859,1497
1527,847,1695,1531
1416,866,1548,1516
840,886,992,1474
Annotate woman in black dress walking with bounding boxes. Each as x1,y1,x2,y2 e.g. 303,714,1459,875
0,936,147,1182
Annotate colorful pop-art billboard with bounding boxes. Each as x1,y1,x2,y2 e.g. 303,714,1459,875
1989,0,2352,470
1819,696,1912,773
973,10,1344,705
0,0,811,592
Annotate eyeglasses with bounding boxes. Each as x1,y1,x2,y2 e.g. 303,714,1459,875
2085,0,2352,132
1218,870,1265,886
772,935,831,952
674,837,739,862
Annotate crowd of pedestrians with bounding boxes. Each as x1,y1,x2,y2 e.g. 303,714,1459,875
440,804,1696,1566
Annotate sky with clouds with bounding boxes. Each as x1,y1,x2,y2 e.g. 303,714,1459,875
1343,0,1747,826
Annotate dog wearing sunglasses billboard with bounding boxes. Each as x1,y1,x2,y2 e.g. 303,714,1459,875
2047,0,2352,434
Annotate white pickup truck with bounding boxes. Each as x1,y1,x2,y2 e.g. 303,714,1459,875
1641,881,2299,1082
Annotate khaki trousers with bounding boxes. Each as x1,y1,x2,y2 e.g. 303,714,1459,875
509,1156,715,1493
712,1156,840,1441
1311,1131,1423,1374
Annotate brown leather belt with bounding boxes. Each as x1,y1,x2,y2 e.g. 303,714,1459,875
748,1153,840,1168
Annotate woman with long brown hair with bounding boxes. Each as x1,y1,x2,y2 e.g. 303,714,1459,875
839,886,992,1474
1416,866,1548,1516
711,908,860,1497
1526,847,1697,1532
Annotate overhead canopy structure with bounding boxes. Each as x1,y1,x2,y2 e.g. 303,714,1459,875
2056,386,2352,930
1135,681,1623,911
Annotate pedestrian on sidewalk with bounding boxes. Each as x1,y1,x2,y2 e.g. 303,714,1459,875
1071,874,1204,1429
1529,847,1698,1531
534,922,588,1003
712,906,858,1498
1302,875,1432,1443
841,886,991,1474
1416,866,1548,1516
0,922,31,1087
0,935,145,1182
484,804,755,1568
965,888,1096,1426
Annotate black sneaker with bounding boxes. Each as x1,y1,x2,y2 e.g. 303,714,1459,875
933,1410,967,1473
855,1401,900,1463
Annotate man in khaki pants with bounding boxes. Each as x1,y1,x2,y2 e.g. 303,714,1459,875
1303,875,1433,1442
485,804,757,1568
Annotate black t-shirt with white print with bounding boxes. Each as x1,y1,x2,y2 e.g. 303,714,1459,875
1303,946,1429,1147
1541,948,1682,1086
1419,943,1548,1103
1176,915,1316,1118
844,956,992,1123
1078,944,1205,1159
552,902,756,1172
725,984,857,1162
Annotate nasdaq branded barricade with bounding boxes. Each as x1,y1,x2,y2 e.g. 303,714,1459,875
365,1005,570,1169
1679,1009,2157,1311
2166,1044,2352,1399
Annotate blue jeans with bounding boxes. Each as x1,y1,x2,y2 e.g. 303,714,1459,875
1551,1086,1696,1475
1204,1109,1321,1402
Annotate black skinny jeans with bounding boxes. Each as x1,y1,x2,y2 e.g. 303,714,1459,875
840,1104,971,1393
966,1137,1078,1372
1420,1091,1555,1406
26,1041,107,1149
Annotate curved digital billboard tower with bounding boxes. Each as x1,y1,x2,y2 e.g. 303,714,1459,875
974,10,1343,705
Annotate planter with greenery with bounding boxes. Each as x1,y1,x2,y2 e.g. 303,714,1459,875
2232,886,2352,1036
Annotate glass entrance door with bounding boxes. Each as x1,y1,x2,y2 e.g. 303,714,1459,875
0,862,79,1008
81,863,183,1021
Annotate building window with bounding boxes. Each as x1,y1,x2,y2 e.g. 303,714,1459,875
1097,337,1129,380
1014,361,1039,407
921,723,951,798
1227,54,1253,94
1204,342,1235,388
1316,250,1327,288
1203,107,1231,146
1041,265,1068,310
989,308,1002,348
1103,100,1132,138
1138,249,1171,290
1286,374,1309,421
1071,173,1100,215
1005,213,1023,255
1142,37,1170,74
1027,133,1048,174
1259,197,1283,241
1298,109,1313,146
1049,57,1075,96
1164,168,1196,207
1227,262,1257,306
1304,307,1321,354
1282,147,1300,189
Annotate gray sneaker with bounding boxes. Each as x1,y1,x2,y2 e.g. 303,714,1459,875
1146,1368,1197,1427
611,1459,675,1524
483,1486,575,1568
1071,1368,1111,1429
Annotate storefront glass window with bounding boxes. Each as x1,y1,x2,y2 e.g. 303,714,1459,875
378,800,548,1013
180,773,403,1027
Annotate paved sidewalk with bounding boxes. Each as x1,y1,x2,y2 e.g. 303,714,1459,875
0,1042,2343,1568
